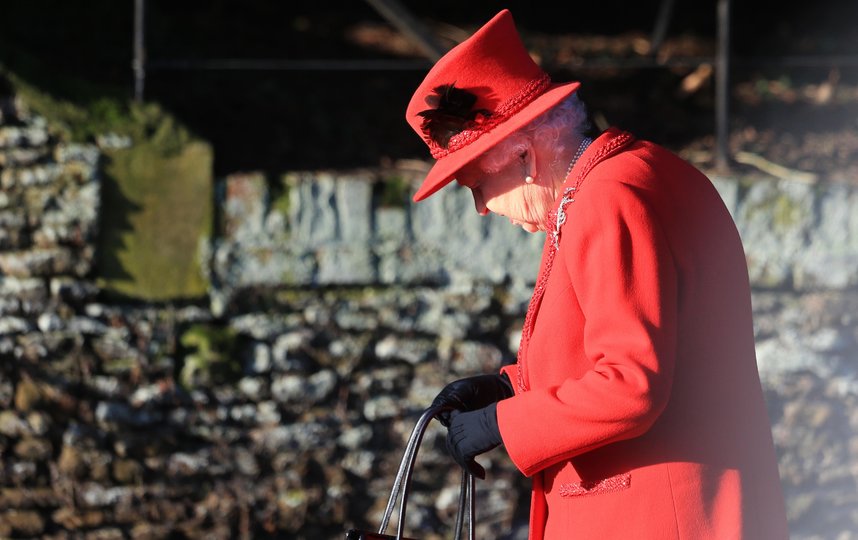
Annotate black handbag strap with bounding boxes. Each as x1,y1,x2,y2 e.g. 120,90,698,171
378,406,475,540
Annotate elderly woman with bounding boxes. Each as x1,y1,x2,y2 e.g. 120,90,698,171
405,9,790,540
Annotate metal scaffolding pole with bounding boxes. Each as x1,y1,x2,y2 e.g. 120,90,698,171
650,0,676,56
363,0,447,62
715,0,731,172
133,0,146,102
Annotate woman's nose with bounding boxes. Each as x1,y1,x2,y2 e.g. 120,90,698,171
471,188,489,216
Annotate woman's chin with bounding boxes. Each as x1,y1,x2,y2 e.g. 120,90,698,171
505,217,539,233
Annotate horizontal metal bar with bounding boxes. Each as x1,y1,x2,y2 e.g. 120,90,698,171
561,55,858,70
146,58,433,71
144,54,858,73
560,56,715,69
146,56,714,71
732,54,858,67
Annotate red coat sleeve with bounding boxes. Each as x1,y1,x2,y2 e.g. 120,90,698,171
497,172,679,476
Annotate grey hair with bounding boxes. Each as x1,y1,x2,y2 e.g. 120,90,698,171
477,93,590,174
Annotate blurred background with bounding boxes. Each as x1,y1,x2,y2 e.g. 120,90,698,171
3,0,858,175
0,1,857,539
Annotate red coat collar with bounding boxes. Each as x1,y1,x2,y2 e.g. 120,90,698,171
542,127,636,237
568,127,636,186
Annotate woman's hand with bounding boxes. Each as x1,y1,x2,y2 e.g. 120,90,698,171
446,404,503,479
430,373,514,427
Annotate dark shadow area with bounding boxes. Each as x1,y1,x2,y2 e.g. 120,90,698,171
95,157,144,283
0,0,132,101
1,0,857,178
145,68,429,175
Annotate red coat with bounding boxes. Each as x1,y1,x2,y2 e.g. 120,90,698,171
496,128,789,539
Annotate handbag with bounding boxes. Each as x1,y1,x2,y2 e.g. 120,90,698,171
345,405,475,540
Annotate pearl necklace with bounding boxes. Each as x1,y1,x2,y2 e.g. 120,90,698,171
552,136,593,250
564,136,593,180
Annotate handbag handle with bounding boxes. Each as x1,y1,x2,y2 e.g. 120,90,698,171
377,405,475,540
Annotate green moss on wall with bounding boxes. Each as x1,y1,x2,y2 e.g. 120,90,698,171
742,182,805,231
270,174,293,219
179,324,241,389
7,71,131,143
5,68,213,301
98,139,213,301
771,193,802,228
376,174,410,208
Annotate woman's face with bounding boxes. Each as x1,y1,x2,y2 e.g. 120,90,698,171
455,148,558,233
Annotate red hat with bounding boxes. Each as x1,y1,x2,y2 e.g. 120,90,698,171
406,9,580,202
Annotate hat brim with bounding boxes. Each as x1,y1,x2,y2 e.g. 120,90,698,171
411,80,581,202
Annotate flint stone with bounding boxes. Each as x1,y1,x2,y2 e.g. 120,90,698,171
333,304,379,331
2,146,47,167
271,370,337,404
88,376,122,398
52,507,106,530
229,403,256,423
329,335,370,361
54,143,100,166
374,206,407,245
13,437,52,461
241,341,271,375
251,421,334,453
0,487,62,508
271,329,313,370
795,184,858,289
363,395,402,421
317,243,376,284
335,177,372,242
255,401,281,425
96,402,162,427
288,173,338,246
374,334,434,365
341,450,374,478
25,411,50,436
0,411,31,437
77,484,134,508
450,341,504,375
0,316,32,335
6,461,38,484
736,178,813,288
167,451,210,476
0,379,12,408
96,132,132,149
238,376,266,401
222,172,268,241
230,313,288,340
337,425,372,450
112,459,143,484
234,447,260,476
1,509,45,536
0,247,75,277
37,312,63,332
1,163,62,188
68,316,109,336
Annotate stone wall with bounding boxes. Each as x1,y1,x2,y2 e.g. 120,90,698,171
1,90,857,539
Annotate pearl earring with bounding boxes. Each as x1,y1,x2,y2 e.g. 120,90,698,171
524,175,535,184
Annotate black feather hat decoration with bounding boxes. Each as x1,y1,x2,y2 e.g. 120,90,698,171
417,84,492,149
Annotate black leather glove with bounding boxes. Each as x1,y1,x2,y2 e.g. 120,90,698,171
446,403,503,480
431,373,514,427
